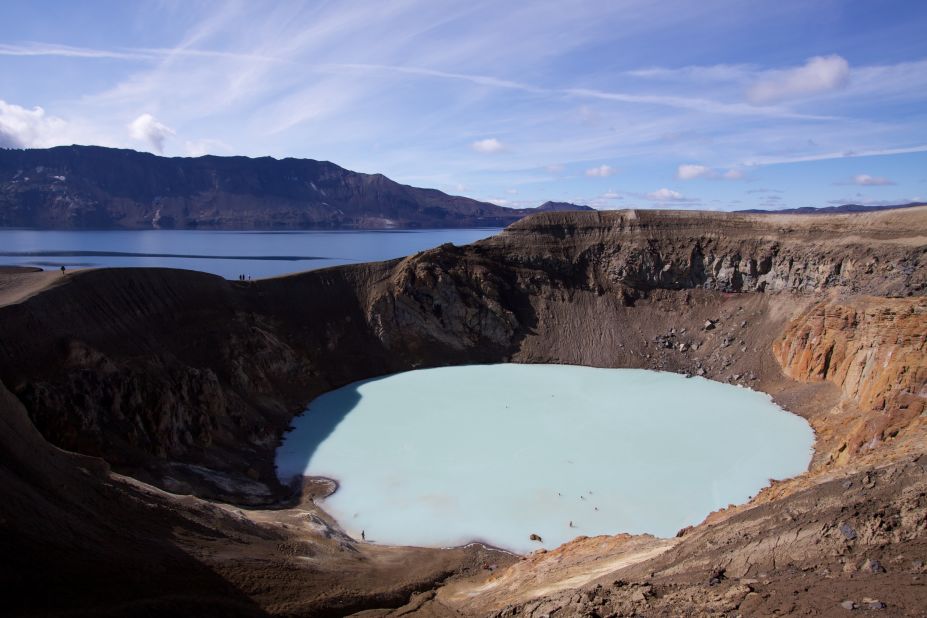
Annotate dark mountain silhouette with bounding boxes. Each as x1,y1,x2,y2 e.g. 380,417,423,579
534,201,595,212
0,146,590,229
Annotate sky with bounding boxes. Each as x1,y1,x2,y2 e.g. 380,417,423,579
1,0,926,211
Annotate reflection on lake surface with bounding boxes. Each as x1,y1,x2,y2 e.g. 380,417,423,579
275,364,815,553
0,228,500,279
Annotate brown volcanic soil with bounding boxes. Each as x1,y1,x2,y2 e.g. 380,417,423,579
0,207,925,616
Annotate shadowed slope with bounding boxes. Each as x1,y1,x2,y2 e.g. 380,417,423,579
0,379,269,617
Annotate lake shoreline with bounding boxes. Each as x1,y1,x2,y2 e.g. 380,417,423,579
0,227,502,279
276,364,815,554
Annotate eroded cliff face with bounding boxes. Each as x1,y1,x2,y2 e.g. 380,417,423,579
488,208,925,295
774,296,927,467
368,246,523,354
368,208,926,360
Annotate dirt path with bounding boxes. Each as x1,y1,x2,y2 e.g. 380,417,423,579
0,267,71,308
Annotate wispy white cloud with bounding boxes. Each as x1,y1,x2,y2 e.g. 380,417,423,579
835,59,927,103
646,188,685,201
746,55,850,104
677,163,744,180
328,61,833,121
330,63,545,94
564,87,832,120
839,174,896,186
0,42,152,60
722,169,745,180
676,164,712,180
626,63,754,82
472,137,505,153
486,197,537,208
0,41,283,68
621,56,927,111
585,164,616,177
11,40,838,123
742,144,927,166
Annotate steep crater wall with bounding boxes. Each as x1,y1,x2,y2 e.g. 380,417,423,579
774,296,926,466
0,207,924,504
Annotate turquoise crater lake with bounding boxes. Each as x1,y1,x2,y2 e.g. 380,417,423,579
275,365,814,554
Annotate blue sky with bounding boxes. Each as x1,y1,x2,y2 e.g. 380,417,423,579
1,0,925,210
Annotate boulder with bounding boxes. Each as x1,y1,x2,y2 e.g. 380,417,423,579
839,522,857,540
861,558,886,573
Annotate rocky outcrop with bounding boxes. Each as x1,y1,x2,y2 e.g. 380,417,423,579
774,296,927,466
367,244,524,354
491,208,926,295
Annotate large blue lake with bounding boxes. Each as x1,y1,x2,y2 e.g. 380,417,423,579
276,365,815,554
0,228,500,279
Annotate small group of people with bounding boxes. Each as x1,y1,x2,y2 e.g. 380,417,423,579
237,274,251,281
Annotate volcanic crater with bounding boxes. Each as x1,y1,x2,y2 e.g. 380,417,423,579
1,207,925,617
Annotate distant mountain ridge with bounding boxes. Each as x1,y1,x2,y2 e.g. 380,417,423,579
533,201,595,212
0,146,590,230
5,145,913,229
738,202,926,215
